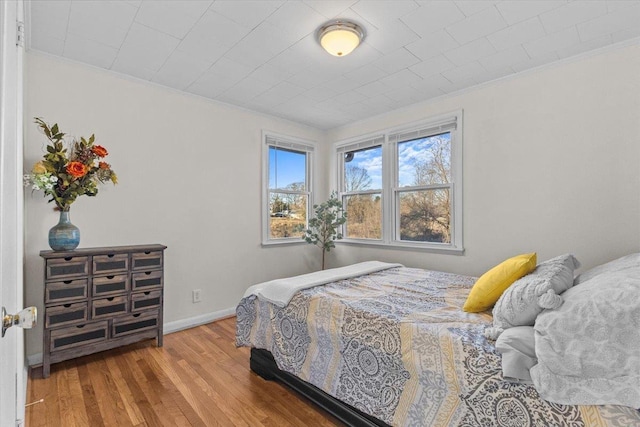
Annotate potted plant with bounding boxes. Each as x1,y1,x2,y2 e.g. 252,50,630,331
302,192,347,270
25,118,117,250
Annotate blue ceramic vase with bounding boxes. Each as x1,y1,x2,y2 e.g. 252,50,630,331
49,210,80,251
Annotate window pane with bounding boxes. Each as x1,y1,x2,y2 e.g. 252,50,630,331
269,192,307,238
344,146,382,191
269,147,306,191
398,133,451,187
399,189,450,243
344,194,382,239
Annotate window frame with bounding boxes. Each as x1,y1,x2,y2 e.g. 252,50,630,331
334,110,464,254
262,131,315,246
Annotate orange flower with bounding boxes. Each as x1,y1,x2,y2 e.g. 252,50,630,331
91,145,108,157
66,161,87,178
98,161,110,170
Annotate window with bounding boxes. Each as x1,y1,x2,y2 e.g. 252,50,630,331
338,136,384,240
263,132,314,245
336,111,463,252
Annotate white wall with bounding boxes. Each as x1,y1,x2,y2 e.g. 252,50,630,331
24,44,640,360
23,53,325,359
326,44,640,277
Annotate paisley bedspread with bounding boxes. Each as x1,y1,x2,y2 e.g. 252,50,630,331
235,267,640,426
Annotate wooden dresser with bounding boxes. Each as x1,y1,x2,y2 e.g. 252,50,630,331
40,244,166,378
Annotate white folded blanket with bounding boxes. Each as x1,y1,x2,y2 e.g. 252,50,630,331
243,261,403,307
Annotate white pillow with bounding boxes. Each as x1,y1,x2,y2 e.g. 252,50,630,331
574,253,640,285
485,254,580,340
531,268,640,407
495,326,536,383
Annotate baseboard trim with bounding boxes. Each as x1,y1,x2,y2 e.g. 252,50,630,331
163,307,236,335
27,353,42,367
26,307,237,367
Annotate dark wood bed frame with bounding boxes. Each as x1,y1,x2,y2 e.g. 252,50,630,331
250,348,391,427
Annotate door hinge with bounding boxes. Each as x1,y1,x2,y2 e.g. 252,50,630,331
16,21,24,47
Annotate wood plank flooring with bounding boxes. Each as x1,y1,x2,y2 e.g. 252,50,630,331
26,317,342,427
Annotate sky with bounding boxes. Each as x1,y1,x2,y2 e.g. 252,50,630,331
269,147,306,190
348,146,383,189
346,132,451,189
397,133,451,186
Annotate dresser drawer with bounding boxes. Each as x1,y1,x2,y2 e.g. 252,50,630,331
46,256,89,279
112,311,159,338
132,251,163,270
131,290,162,312
45,302,88,328
92,296,128,319
93,274,129,296
132,270,163,290
93,253,129,275
50,321,108,352
45,279,88,303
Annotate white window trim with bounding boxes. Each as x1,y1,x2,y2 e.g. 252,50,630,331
262,130,316,246
333,110,464,254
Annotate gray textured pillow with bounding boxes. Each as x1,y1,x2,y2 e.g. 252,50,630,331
495,326,536,383
573,253,640,285
485,254,580,340
531,268,640,407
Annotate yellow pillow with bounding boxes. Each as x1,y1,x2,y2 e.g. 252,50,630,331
463,253,537,313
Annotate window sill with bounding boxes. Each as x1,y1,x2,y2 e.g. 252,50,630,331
337,239,465,255
261,239,308,247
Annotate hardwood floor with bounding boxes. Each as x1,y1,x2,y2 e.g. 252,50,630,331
26,317,342,427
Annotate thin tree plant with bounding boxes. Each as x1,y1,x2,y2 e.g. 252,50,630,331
302,191,347,270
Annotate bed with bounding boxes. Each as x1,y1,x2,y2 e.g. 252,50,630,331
235,263,640,426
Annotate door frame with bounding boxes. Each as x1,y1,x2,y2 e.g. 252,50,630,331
0,0,26,425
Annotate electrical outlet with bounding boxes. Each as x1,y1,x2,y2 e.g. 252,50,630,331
192,289,202,303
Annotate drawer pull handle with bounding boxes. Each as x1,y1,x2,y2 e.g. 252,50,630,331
64,304,71,308
145,271,151,276
107,254,115,258
63,280,72,284
144,251,151,255
64,257,73,261
144,291,151,295
107,275,115,279
76,325,85,329
132,313,141,318
107,297,115,301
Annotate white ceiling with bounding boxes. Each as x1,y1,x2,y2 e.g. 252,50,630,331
27,0,640,130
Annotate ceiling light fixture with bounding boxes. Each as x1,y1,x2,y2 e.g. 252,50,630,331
317,20,365,57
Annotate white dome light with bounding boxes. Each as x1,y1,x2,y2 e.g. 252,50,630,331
317,20,365,57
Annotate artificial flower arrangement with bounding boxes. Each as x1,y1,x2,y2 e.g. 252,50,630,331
26,117,117,211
